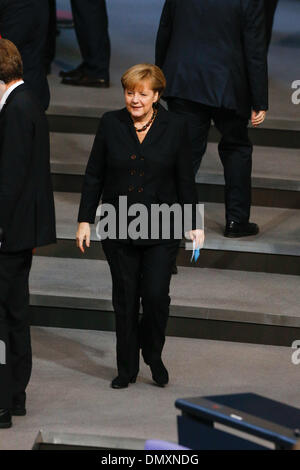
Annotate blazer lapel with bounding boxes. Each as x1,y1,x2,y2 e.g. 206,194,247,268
117,104,169,151
0,102,7,116
141,104,169,149
118,107,141,150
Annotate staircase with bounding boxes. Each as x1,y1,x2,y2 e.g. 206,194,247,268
29,100,300,347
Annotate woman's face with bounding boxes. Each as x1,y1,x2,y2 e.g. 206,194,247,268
124,79,159,121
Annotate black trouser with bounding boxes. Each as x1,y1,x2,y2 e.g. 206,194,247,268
167,98,253,224
102,239,180,380
0,250,33,409
71,0,110,80
264,0,279,50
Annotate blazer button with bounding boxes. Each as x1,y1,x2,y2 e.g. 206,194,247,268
130,169,136,176
140,156,145,161
138,187,143,193
139,171,144,176
131,154,137,160
128,185,134,192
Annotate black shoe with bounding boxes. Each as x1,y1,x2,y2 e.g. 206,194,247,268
59,64,84,78
224,221,259,238
11,403,26,416
149,359,169,387
111,374,138,389
11,392,26,416
0,409,12,428
61,75,110,88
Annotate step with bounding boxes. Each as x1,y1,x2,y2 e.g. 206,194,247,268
47,0,300,149
29,256,300,346
50,134,300,189
35,192,300,275
50,133,300,207
53,192,300,257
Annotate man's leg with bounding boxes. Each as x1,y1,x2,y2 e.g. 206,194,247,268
0,250,32,410
213,109,253,225
70,0,110,80
167,98,211,176
8,250,33,411
0,255,13,410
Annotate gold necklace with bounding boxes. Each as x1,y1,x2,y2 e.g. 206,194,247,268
134,108,158,133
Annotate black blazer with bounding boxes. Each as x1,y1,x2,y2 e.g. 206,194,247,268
0,84,56,252
0,0,50,110
78,104,200,244
155,0,268,118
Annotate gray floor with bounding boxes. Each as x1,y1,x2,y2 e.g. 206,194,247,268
49,0,300,127
0,327,299,450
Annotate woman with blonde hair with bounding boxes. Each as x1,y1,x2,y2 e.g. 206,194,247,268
76,64,204,389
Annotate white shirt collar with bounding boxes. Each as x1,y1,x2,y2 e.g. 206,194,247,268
0,80,24,111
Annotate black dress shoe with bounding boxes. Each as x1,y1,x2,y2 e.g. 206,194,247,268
61,75,110,88
0,409,12,428
149,359,169,387
111,374,137,389
59,64,84,78
11,392,26,416
224,220,259,238
11,403,26,416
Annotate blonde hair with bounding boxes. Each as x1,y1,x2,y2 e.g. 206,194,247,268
121,63,166,97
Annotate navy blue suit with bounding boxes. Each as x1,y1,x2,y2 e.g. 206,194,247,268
156,0,268,224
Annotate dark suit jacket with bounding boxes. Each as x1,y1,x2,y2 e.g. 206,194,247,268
78,104,200,244
0,84,56,252
155,0,268,118
0,0,50,110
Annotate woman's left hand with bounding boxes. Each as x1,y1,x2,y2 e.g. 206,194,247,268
189,229,205,249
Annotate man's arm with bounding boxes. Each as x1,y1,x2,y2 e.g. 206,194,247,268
0,103,34,238
155,0,174,68
241,0,268,111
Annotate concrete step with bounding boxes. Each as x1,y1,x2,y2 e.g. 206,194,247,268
50,132,300,190
50,133,300,207
36,192,300,275
53,192,300,256
48,0,300,148
29,256,300,346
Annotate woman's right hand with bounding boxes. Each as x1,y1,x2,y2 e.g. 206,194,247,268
76,222,90,253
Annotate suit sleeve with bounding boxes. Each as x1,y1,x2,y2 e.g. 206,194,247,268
0,104,34,237
241,0,268,111
78,117,107,223
175,121,202,231
155,0,174,68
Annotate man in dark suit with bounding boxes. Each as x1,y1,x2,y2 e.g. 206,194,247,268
60,0,110,88
156,0,268,237
0,39,56,428
0,0,50,110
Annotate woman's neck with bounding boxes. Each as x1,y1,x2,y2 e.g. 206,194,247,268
132,108,154,126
